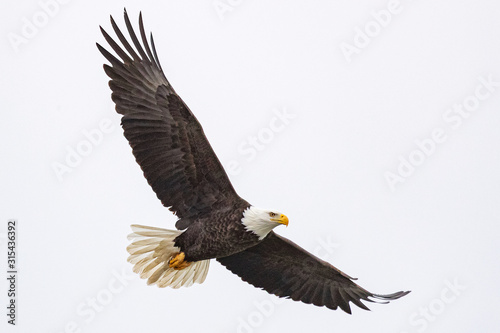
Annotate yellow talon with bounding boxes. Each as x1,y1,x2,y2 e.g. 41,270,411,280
169,252,191,270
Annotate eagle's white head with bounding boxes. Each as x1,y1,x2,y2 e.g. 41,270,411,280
241,206,289,240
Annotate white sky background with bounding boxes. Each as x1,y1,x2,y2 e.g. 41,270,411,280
1,0,499,332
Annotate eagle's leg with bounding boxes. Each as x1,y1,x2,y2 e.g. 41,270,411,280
169,252,191,270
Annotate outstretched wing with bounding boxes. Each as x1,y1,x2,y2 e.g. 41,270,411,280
97,10,246,224
217,232,409,314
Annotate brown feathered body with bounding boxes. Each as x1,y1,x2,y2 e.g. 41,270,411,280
175,205,262,262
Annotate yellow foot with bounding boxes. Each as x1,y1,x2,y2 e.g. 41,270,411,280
169,252,191,270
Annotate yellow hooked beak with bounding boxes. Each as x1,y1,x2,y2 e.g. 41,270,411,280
271,214,289,227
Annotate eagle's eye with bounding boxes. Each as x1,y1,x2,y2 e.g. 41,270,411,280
269,212,276,217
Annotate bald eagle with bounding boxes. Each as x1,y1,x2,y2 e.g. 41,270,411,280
97,10,409,313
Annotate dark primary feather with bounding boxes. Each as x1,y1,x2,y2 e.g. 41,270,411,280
217,232,410,314
97,10,245,224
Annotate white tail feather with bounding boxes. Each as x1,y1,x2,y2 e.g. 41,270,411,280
126,224,210,289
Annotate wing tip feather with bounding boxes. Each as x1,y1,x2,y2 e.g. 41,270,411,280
371,290,411,301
